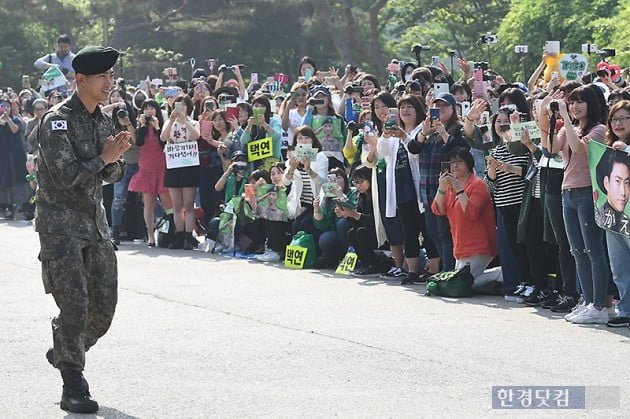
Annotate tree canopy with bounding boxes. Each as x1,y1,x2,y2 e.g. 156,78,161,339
0,0,627,89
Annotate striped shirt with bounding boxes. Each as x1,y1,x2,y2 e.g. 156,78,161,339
299,169,313,206
486,144,528,207
531,155,541,199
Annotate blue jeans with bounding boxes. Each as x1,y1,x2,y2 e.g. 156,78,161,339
336,217,353,252
562,188,610,307
319,230,344,265
425,205,455,271
606,231,630,317
111,163,139,228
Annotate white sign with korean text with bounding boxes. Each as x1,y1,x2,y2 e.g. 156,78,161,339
165,141,200,169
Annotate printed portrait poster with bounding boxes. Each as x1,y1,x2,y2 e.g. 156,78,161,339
255,184,289,222
588,141,630,237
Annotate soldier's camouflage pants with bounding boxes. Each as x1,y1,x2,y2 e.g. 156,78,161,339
39,233,117,371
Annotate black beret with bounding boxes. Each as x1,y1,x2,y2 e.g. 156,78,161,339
72,46,119,75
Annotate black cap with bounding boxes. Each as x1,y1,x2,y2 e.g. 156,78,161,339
72,46,119,75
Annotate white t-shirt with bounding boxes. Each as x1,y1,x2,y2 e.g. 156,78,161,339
287,108,307,146
168,118,199,143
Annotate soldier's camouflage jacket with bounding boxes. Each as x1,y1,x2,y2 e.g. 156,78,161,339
35,92,126,240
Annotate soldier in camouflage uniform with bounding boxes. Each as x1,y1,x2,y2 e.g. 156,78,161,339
36,45,131,414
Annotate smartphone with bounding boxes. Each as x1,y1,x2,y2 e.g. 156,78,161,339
244,184,255,199
226,105,240,121
253,107,265,125
430,108,440,127
334,199,354,210
195,83,204,95
173,101,183,114
310,98,325,105
544,40,560,55
440,161,450,174
385,107,399,130
460,101,471,118
551,71,558,80
250,73,258,84
164,87,179,98
304,68,313,81
22,75,29,88
473,68,483,82
204,101,216,112
433,83,449,96
200,120,214,137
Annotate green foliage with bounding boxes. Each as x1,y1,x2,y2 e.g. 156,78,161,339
496,0,622,81
0,0,628,91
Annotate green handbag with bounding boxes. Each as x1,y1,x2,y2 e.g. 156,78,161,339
425,265,474,298
285,231,317,269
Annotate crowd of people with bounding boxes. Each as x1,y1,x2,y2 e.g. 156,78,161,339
3,35,630,329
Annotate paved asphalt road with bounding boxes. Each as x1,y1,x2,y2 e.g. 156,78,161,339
1,220,629,418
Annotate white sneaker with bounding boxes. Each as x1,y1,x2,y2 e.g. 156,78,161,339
254,250,281,262
564,301,587,321
569,303,609,324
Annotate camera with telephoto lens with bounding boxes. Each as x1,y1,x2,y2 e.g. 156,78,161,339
597,49,616,59
117,108,128,119
344,84,364,95
411,44,431,54
480,33,498,44
475,61,489,71
308,98,325,106
347,121,366,132
233,161,248,174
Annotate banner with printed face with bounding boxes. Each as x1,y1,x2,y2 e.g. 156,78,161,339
255,184,289,222
588,141,630,237
165,141,200,169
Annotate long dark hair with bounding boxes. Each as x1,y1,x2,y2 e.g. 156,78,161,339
136,99,163,146
351,165,372,209
398,94,426,131
499,87,531,121
567,84,607,135
250,95,272,140
110,87,137,130
370,91,397,135
293,125,323,151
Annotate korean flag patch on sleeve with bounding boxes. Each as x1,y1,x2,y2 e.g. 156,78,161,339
51,120,67,131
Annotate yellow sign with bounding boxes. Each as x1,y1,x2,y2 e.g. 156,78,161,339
335,252,358,275
284,245,308,269
247,137,273,162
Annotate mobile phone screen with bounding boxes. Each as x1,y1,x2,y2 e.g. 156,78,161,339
430,108,440,126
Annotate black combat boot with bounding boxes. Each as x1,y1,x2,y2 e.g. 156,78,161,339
112,226,121,246
168,231,186,249
184,232,197,250
60,368,99,413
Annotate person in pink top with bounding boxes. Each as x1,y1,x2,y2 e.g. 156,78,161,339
548,84,610,324
128,99,174,246
432,147,502,285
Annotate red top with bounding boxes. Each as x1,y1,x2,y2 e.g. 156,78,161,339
431,175,497,260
